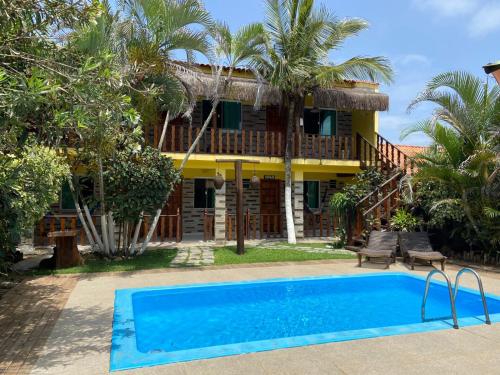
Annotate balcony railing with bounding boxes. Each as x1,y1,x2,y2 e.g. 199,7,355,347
145,124,355,160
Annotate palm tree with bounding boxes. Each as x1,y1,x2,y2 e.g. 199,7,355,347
254,0,393,243
138,21,266,254
404,71,500,251
69,0,213,255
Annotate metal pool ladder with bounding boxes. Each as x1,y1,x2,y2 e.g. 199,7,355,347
453,267,491,325
421,269,459,329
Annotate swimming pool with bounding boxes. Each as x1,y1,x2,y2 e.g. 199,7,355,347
110,272,500,371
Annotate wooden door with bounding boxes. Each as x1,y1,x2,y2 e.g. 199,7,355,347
260,180,282,235
158,183,183,240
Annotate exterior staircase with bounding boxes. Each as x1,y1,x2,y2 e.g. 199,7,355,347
350,133,414,244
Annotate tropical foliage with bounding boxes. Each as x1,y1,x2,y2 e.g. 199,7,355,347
330,168,384,244
390,208,419,232
254,0,393,243
103,147,179,254
0,145,69,271
1,0,394,267
404,71,500,254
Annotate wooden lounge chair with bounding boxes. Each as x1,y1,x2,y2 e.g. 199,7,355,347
356,231,398,269
399,232,446,271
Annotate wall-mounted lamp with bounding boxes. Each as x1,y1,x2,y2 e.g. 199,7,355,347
483,61,500,85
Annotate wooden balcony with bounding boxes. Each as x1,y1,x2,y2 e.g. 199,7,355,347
145,124,356,160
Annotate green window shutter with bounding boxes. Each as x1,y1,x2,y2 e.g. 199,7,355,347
60,181,75,210
320,110,336,136
305,181,319,209
222,101,241,129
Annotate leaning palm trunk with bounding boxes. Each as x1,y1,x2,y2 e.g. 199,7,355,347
157,111,170,152
137,68,234,255
284,97,297,244
123,222,130,255
107,212,116,254
129,214,143,255
129,111,172,254
67,176,98,250
98,158,110,255
82,202,104,251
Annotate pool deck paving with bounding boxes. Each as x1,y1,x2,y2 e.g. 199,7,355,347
2,259,500,375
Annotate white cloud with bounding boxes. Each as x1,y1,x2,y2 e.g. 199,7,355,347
398,54,431,67
468,2,500,37
413,0,479,17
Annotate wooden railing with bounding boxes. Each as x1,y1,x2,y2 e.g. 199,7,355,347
37,215,93,246
304,212,340,238
142,210,182,243
349,133,417,243
356,133,399,174
203,210,283,241
36,210,182,246
353,172,402,240
376,133,416,174
146,124,355,160
293,133,354,160
226,212,282,240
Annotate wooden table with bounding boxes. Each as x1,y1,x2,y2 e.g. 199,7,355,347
47,230,83,268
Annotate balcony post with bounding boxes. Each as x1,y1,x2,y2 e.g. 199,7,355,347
214,169,226,244
293,171,304,239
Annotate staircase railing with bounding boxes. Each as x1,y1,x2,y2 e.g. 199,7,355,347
350,133,414,243
376,132,416,174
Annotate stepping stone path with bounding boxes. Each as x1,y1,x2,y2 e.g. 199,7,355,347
170,246,214,267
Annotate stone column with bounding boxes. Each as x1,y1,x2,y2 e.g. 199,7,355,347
293,171,304,239
214,169,226,244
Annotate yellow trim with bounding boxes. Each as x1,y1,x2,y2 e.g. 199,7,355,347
164,152,362,180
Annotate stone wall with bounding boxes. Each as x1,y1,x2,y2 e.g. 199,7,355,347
182,179,214,236
292,181,304,238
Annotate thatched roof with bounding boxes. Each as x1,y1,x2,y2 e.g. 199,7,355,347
176,69,389,111
313,87,388,111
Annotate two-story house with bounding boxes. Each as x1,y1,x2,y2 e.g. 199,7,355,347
36,64,412,246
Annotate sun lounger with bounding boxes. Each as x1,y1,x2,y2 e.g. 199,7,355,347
399,232,446,271
357,231,398,269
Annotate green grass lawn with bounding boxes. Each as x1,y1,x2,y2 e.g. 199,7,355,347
214,245,355,265
30,248,177,275
27,243,354,275
267,242,342,249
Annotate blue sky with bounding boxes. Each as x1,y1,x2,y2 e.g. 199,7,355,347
202,0,499,145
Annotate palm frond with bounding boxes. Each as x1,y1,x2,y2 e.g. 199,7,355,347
317,56,393,85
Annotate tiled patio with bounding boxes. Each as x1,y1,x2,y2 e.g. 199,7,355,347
1,260,499,375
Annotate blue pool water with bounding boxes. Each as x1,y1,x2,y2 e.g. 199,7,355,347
110,273,500,371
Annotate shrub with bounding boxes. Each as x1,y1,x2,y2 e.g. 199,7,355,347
390,208,419,232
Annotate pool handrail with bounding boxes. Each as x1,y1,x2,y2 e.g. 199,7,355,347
421,269,459,329
453,267,491,325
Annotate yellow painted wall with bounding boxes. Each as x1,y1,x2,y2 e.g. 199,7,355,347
164,152,362,181
352,110,377,145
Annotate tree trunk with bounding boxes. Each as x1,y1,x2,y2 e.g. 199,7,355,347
129,215,142,255
157,111,170,152
82,201,104,251
107,212,116,254
98,158,110,255
138,67,234,254
179,67,234,172
129,112,171,254
67,176,97,250
284,97,297,244
123,221,129,256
